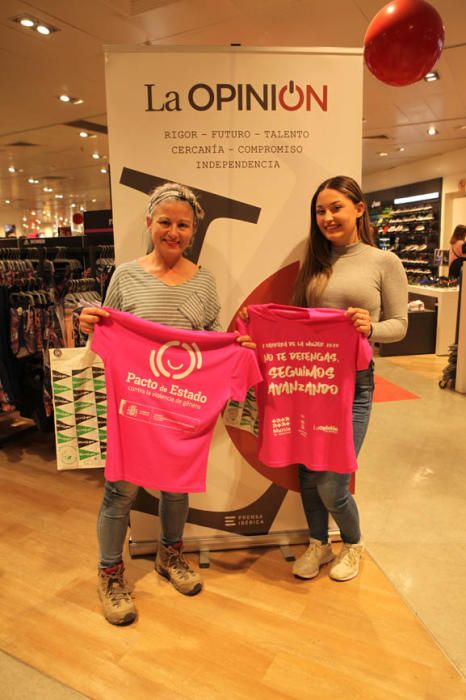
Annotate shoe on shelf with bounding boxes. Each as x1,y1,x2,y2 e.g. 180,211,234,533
292,538,335,579
329,541,364,582
155,543,203,596
97,562,137,625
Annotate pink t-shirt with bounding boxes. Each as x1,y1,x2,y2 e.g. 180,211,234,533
240,304,372,473
92,308,262,492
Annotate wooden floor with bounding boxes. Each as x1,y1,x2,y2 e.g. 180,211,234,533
0,380,465,699
381,352,447,381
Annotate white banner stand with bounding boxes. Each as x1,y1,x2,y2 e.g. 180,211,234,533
104,46,363,559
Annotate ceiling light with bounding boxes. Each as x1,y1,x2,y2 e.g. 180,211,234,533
424,71,439,82
91,198,97,203
36,24,51,35
394,192,439,205
5,199,11,204
55,194,64,199
71,203,77,208
100,168,108,174
92,153,100,159
397,146,405,152
58,94,83,105
427,126,438,136
8,166,16,173
79,131,89,138
377,152,388,157
12,16,58,35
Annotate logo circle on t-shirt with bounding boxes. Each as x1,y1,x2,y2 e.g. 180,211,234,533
150,341,202,380
225,262,301,493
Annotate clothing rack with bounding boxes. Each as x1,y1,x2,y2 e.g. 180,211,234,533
0,237,112,441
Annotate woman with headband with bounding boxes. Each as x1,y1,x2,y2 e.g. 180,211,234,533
80,182,250,625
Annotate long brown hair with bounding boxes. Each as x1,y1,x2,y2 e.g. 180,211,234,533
292,175,374,307
449,224,466,246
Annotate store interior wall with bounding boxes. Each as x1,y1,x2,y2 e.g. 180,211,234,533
363,144,466,249
452,195,466,227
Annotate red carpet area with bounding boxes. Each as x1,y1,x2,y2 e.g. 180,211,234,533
373,375,420,403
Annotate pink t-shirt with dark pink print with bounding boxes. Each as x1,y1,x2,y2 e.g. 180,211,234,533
240,304,372,474
92,308,262,492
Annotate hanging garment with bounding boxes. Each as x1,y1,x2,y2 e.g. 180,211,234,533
236,304,372,474
92,308,262,492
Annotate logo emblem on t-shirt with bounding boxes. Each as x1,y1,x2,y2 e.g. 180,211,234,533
149,341,202,380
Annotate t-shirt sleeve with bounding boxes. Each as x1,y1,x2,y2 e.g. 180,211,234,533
235,316,248,335
200,268,222,331
230,347,262,401
356,332,373,370
103,266,123,310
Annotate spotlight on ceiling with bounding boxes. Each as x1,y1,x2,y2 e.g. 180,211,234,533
58,94,83,105
12,15,58,35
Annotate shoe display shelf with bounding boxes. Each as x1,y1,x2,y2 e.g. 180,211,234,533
371,202,441,284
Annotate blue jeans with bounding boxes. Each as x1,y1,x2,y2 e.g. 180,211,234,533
97,481,189,568
298,362,375,544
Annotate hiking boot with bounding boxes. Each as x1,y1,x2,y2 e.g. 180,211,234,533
329,541,364,581
292,538,335,579
155,543,202,596
97,563,137,625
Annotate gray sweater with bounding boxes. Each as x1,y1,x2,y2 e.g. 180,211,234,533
319,242,408,344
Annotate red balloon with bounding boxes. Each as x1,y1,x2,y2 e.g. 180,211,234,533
364,0,445,86
72,212,84,225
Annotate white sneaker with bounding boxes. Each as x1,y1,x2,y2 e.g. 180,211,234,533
292,538,335,579
329,541,364,581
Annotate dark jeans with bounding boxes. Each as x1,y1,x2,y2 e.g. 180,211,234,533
298,363,375,544
97,480,189,568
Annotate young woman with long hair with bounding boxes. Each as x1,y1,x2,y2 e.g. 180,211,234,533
291,175,408,582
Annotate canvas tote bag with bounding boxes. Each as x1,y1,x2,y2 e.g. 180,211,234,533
50,341,107,470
